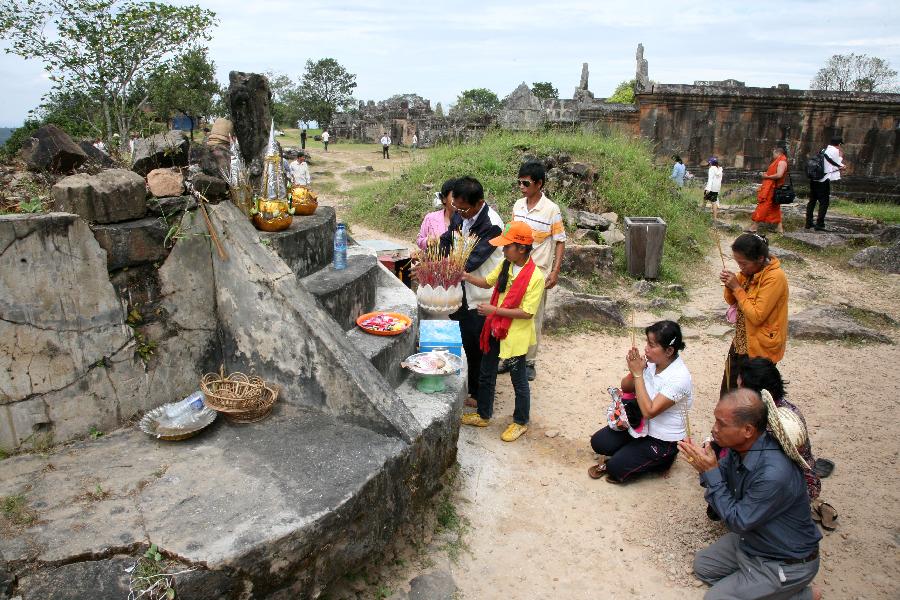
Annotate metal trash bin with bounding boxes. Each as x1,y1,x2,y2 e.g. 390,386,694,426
624,217,667,279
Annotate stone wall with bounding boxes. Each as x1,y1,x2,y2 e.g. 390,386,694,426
636,83,900,200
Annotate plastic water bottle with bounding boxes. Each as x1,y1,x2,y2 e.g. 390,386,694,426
165,391,205,423
333,223,347,270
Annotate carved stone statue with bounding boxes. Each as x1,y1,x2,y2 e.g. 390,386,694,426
636,44,650,92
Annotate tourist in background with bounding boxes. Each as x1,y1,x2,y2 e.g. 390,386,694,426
460,221,545,443
380,133,391,159
321,130,329,152
719,233,789,394
439,177,504,409
588,320,693,483
412,133,418,149
749,145,788,234
704,157,723,207
288,152,311,187
506,161,565,381
806,137,846,232
679,388,822,600
300,128,307,150
416,178,456,251
670,155,686,187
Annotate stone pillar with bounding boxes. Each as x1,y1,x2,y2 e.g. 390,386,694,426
227,71,272,175
636,44,650,92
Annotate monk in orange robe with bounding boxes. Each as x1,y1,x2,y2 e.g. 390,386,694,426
750,146,788,234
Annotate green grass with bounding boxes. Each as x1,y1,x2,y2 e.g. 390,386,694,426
830,198,900,224
349,130,711,282
2,493,36,526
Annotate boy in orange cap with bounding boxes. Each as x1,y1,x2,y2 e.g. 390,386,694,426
459,221,546,442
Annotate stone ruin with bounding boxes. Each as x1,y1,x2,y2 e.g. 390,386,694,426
0,71,465,599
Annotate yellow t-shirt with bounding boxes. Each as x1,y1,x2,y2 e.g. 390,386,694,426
484,261,546,359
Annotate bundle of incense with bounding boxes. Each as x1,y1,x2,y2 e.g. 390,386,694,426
416,232,479,288
712,203,727,270
680,401,693,442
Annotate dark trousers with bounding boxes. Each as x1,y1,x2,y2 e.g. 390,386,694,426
806,179,830,228
300,136,306,149
720,344,748,398
323,141,328,152
477,337,530,424
383,144,390,159
458,309,486,399
590,427,679,482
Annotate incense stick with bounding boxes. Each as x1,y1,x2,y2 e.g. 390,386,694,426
712,203,727,270
631,308,636,348
680,402,693,442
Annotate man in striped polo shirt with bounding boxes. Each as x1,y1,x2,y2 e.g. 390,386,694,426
503,161,566,381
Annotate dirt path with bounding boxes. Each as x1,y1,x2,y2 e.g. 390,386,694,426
320,150,900,599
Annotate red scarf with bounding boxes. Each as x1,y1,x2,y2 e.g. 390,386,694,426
479,258,536,353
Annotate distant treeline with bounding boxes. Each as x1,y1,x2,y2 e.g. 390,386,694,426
0,128,14,146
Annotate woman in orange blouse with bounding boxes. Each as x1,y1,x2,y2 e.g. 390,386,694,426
749,145,788,234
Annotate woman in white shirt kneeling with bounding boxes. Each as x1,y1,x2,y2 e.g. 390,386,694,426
589,320,694,483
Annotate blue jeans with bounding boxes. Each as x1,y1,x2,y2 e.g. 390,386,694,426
477,337,530,424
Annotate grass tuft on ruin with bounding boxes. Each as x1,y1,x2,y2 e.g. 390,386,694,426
348,130,711,282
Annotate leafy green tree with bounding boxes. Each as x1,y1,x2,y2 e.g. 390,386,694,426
265,71,299,127
147,47,220,140
531,82,558,100
0,0,217,142
810,53,898,92
606,80,636,104
454,88,501,116
297,58,357,128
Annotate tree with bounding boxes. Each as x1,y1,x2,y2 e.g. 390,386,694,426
454,88,501,116
0,0,217,142
265,71,300,127
606,80,636,104
810,53,898,92
147,47,220,140
297,58,357,128
531,81,558,100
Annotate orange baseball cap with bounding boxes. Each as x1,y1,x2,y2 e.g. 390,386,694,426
489,221,533,246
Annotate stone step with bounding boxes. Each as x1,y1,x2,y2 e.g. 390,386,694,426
346,264,420,387
0,394,462,599
300,248,380,331
262,205,336,278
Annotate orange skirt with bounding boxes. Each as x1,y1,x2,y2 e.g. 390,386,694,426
753,183,782,224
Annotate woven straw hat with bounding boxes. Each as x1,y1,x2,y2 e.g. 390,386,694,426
762,389,809,469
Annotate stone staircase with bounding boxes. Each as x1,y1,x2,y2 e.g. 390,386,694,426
0,204,463,600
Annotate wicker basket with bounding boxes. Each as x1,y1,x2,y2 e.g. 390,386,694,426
200,370,277,423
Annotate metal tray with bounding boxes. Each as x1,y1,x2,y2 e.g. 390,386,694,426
138,404,218,441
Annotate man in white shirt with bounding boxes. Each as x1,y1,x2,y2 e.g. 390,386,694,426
380,134,391,159
412,133,418,149
321,130,330,152
504,161,566,381
288,152,311,187
806,136,846,231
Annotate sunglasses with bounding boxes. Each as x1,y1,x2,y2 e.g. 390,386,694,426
517,179,533,187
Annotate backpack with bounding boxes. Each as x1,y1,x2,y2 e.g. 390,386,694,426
806,148,839,180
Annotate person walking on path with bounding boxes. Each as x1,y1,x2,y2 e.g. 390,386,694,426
719,233,789,395
380,133,391,159
321,130,329,152
704,157,723,207
806,137,846,231
504,161,565,381
300,128,307,150
438,177,504,409
670,155,686,187
460,221,545,443
749,146,788,234
679,388,822,600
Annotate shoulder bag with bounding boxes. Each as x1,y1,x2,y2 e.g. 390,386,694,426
774,173,796,205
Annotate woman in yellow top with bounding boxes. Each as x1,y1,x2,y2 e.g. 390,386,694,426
460,221,546,442
719,233,789,394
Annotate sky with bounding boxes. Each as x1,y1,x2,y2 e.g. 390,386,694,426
1,0,899,127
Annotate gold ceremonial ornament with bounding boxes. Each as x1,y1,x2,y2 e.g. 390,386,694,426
290,185,319,216
251,120,293,232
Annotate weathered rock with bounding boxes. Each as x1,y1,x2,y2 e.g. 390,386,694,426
555,275,583,292
408,570,457,600
649,297,670,310
77,141,117,167
20,124,87,173
560,243,614,276
601,211,618,224
17,556,133,600
189,143,228,176
189,172,229,200
665,284,685,295
146,168,184,197
632,280,656,296
228,71,272,166
789,306,892,343
565,161,593,179
600,227,625,245
544,288,625,329
91,217,171,271
52,169,147,223
571,209,611,231
783,231,870,250
147,195,197,217
498,82,546,130
574,228,600,243
848,242,900,274
0,214,131,445
130,130,189,176
879,225,900,245
769,245,804,263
